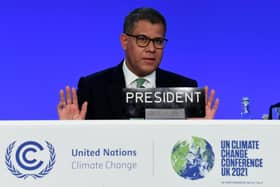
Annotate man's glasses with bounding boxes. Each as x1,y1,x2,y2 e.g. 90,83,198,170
125,33,168,49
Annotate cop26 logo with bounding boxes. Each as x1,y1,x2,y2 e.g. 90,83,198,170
5,140,56,179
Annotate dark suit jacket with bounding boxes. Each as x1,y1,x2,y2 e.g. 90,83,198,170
77,62,197,119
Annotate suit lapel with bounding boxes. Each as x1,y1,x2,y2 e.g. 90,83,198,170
156,68,169,87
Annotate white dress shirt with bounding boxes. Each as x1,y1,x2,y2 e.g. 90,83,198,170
122,59,156,88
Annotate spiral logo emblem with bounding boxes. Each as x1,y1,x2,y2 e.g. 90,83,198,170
5,140,56,179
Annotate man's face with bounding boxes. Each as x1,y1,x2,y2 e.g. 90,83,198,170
120,20,165,77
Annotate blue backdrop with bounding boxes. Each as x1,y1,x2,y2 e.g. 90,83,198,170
0,0,279,119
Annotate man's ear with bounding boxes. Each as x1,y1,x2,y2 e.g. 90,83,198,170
120,33,128,50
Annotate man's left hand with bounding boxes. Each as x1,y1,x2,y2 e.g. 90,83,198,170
204,86,219,119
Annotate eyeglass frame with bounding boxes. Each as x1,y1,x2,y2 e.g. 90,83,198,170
124,33,168,49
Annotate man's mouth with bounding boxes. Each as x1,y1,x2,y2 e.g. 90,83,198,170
143,58,156,64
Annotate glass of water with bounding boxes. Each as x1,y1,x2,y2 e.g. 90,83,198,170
272,107,280,120
269,103,280,120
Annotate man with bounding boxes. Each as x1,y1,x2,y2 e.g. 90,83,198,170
57,7,219,120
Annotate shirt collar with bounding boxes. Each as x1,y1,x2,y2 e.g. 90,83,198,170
122,59,156,88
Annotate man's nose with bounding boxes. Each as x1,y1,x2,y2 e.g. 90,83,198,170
146,41,156,52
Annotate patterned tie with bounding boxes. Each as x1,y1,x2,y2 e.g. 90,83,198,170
135,78,146,88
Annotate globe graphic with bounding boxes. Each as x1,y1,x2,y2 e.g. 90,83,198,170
171,136,215,180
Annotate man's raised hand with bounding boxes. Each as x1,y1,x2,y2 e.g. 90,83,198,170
57,86,87,120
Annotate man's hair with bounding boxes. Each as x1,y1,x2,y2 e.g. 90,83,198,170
123,8,167,35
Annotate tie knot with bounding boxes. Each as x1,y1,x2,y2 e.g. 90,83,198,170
135,78,146,88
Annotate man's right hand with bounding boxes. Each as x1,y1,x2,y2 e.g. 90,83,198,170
57,86,88,120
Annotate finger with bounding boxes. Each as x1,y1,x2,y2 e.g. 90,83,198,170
65,85,72,105
57,102,64,111
57,89,66,111
211,98,220,117
208,89,215,107
204,86,209,104
213,98,220,111
80,101,88,119
72,87,78,106
59,89,65,104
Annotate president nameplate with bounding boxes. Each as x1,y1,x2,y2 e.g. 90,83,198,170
123,87,205,119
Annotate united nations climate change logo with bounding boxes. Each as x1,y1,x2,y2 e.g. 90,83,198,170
5,140,56,179
171,136,214,180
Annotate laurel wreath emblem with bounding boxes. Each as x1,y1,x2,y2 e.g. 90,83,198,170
5,141,56,179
